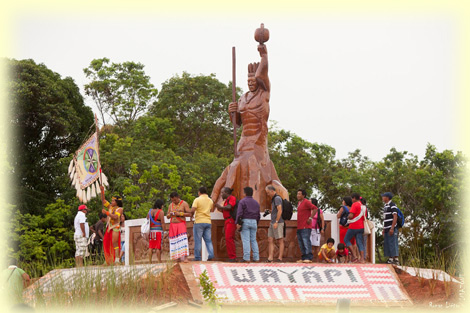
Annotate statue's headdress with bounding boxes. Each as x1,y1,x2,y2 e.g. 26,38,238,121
248,62,259,77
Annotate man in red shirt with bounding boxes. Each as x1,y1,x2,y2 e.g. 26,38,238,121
296,189,318,263
214,187,237,262
344,193,366,263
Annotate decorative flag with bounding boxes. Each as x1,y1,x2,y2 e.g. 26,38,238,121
68,132,108,203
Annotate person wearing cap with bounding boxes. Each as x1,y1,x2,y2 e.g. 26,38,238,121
74,204,89,267
381,192,399,265
100,185,124,265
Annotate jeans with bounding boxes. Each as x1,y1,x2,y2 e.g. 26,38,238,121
383,228,399,257
297,228,313,260
240,219,259,261
193,223,215,261
344,228,364,252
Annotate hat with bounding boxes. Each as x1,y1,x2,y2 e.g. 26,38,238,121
381,192,393,199
78,204,87,211
112,195,122,201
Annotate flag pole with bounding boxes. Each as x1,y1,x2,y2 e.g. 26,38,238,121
232,46,238,157
95,114,105,211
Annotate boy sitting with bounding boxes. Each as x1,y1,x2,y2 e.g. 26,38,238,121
318,238,336,263
335,243,350,263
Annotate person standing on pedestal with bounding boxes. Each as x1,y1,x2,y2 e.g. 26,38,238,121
236,186,261,262
167,192,191,263
191,187,215,261
148,199,165,263
265,185,284,263
296,189,317,263
214,187,238,262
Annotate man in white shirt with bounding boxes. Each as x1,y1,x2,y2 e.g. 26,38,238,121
74,204,89,267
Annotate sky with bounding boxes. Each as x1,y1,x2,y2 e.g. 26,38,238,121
5,10,462,161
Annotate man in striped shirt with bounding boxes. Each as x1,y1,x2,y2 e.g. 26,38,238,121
381,192,399,265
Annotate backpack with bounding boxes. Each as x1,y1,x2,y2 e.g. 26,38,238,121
339,205,349,227
229,199,239,221
396,207,405,228
272,195,294,221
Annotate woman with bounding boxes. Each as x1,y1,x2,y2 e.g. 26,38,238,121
100,185,124,265
119,213,127,263
360,197,370,262
148,199,166,263
344,193,366,263
337,196,358,262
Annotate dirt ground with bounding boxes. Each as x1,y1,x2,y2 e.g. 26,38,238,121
394,267,463,306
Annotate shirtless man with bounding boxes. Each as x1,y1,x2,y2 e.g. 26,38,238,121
167,192,191,262
211,41,288,210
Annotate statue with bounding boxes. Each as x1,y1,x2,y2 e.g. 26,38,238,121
211,24,288,210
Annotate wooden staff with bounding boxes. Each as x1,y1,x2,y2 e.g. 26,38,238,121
95,114,105,212
231,46,238,157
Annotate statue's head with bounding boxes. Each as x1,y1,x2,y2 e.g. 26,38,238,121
247,62,259,92
247,76,258,92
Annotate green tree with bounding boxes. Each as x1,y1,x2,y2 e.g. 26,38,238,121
84,58,158,126
150,72,240,157
7,58,94,215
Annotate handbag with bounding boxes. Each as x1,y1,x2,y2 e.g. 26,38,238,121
141,209,151,236
339,206,350,227
363,206,374,235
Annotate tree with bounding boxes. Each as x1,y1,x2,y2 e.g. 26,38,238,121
84,58,158,126
150,72,240,158
7,58,94,214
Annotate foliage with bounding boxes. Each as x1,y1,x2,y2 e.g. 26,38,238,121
150,72,240,157
84,58,158,126
7,58,94,215
198,269,222,311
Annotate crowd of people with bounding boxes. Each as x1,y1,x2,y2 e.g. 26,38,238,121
73,185,401,266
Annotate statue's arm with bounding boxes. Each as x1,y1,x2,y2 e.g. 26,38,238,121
228,101,241,127
256,44,270,92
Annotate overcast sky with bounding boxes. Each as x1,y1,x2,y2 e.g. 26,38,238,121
8,12,460,161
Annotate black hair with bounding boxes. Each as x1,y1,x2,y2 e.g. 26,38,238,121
244,186,253,197
343,196,353,207
351,193,361,201
311,198,318,206
199,186,208,194
169,192,179,199
153,199,164,209
327,238,335,245
115,199,123,207
99,213,107,219
222,187,233,194
121,212,127,220
337,243,345,250
297,189,307,197
360,197,367,205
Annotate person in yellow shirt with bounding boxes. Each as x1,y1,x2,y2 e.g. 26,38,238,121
318,238,336,263
191,187,215,261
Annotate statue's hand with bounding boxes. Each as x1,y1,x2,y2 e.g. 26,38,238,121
228,102,238,114
258,44,267,56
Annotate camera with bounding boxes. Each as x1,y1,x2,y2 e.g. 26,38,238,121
263,209,271,217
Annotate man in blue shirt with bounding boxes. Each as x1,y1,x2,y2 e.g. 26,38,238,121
236,187,261,262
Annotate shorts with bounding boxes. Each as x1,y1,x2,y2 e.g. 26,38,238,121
74,234,88,257
268,223,284,239
310,228,321,247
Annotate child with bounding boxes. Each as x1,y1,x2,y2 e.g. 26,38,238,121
335,243,350,263
318,238,336,263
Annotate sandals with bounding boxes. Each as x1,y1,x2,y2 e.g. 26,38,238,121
265,259,273,263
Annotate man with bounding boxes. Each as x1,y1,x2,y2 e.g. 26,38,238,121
74,204,89,267
381,192,399,265
236,186,261,262
214,187,237,262
2,259,31,305
310,198,325,262
167,192,191,262
344,193,366,263
148,199,166,263
191,187,215,261
265,185,284,262
100,185,124,265
296,189,317,263
210,36,288,210
91,213,107,255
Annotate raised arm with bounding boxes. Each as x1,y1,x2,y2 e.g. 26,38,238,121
256,44,269,92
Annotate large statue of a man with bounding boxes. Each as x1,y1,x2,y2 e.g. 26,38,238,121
211,35,288,210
